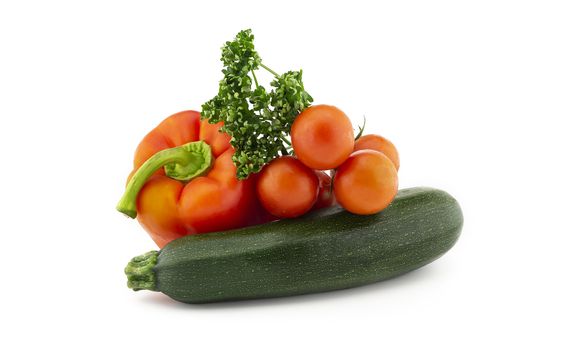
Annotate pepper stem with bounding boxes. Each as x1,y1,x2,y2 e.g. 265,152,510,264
125,251,159,291
116,141,213,219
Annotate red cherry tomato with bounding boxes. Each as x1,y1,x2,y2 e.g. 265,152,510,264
256,156,319,218
313,171,336,210
334,150,398,215
354,134,400,170
291,105,355,170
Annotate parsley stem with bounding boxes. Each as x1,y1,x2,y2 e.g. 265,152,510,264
280,134,292,146
260,63,279,77
251,69,259,87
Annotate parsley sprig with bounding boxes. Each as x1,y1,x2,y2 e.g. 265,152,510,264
201,29,313,179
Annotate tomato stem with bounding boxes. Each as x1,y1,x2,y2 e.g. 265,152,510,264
355,115,367,141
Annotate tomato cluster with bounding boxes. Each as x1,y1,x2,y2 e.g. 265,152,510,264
256,105,399,218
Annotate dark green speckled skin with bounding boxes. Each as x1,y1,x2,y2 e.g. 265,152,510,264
153,187,463,303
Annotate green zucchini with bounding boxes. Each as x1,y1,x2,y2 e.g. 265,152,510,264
125,187,463,303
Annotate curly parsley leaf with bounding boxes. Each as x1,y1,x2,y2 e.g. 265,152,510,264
201,29,313,179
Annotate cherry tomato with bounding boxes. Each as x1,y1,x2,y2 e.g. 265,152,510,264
334,150,398,215
291,105,355,170
354,134,400,170
256,156,319,218
313,171,336,210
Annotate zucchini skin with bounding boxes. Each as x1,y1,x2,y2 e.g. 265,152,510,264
130,187,463,303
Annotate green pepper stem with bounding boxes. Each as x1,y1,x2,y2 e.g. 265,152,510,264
116,141,213,219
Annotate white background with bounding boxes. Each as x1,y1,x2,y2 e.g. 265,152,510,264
1,0,575,349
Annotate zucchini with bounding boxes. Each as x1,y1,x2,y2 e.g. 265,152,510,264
125,187,463,303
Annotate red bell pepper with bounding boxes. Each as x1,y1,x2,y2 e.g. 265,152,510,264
117,110,266,248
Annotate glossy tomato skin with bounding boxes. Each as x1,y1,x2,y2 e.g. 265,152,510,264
354,134,400,170
256,156,319,218
291,105,355,170
334,150,398,215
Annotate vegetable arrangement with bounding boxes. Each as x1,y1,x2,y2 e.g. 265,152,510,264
118,29,463,303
